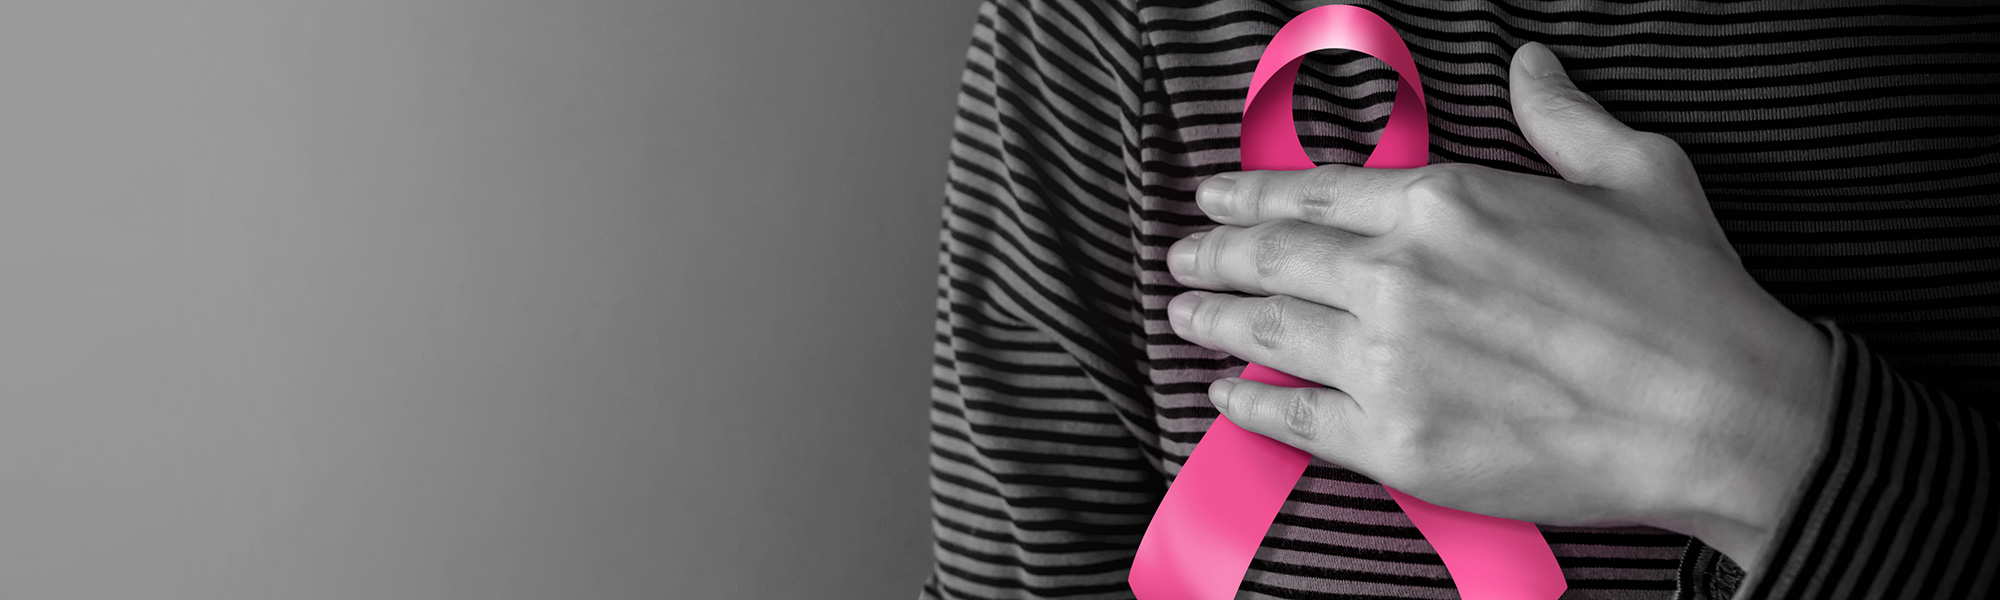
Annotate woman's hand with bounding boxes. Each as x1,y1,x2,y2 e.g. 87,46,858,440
1164,42,1835,576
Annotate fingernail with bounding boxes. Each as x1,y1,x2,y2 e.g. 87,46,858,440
1519,42,1565,80
1167,292,1203,330
1167,230,1206,278
1197,174,1237,217
1209,378,1237,411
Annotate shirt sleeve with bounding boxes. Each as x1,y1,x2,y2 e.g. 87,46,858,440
1696,319,1999,599
919,0,1162,598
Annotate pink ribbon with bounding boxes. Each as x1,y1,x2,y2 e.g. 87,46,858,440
1129,6,1567,600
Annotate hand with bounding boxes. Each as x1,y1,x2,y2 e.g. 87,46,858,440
1164,42,1835,576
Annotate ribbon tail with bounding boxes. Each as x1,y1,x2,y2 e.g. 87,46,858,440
1129,367,1316,600
1388,488,1568,600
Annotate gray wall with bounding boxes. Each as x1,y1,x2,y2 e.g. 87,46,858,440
0,2,972,598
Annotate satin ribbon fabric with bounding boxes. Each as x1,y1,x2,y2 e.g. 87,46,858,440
1128,6,1568,600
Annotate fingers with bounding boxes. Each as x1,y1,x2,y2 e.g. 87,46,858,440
1196,165,1420,236
1508,42,1685,190
1167,219,1373,311
1208,377,1378,474
1167,291,1360,392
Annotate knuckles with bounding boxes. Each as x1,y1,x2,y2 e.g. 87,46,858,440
1296,166,1351,224
1633,132,1699,182
1403,167,1472,205
1357,241,1439,321
1371,416,1436,487
1248,295,1296,350
1401,167,1497,234
1281,387,1320,440
1355,331,1428,403
1251,220,1308,281
1627,131,1686,162
1358,334,1407,384
1600,131,1693,184
1228,384,1322,443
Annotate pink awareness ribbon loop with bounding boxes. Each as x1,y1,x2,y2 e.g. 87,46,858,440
1129,6,1567,600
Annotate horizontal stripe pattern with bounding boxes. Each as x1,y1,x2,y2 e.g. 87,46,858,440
923,1,2000,599
1741,321,1999,600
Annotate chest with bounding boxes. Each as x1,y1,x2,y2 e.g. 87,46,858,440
1135,0,2000,394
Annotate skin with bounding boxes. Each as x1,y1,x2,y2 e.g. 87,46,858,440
1163,42,1836,580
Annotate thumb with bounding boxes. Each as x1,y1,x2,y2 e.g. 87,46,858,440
1509,42,1669,188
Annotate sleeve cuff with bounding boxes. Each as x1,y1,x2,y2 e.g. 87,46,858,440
1709,318,1999,599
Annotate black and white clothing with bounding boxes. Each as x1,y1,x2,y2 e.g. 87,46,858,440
923,1,2000,598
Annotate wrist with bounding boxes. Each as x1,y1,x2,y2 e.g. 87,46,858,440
1664,308,1839,576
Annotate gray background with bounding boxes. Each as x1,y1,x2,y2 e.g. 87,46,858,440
1,1,974,597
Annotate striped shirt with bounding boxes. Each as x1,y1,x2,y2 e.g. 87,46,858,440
921,1,2000,598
